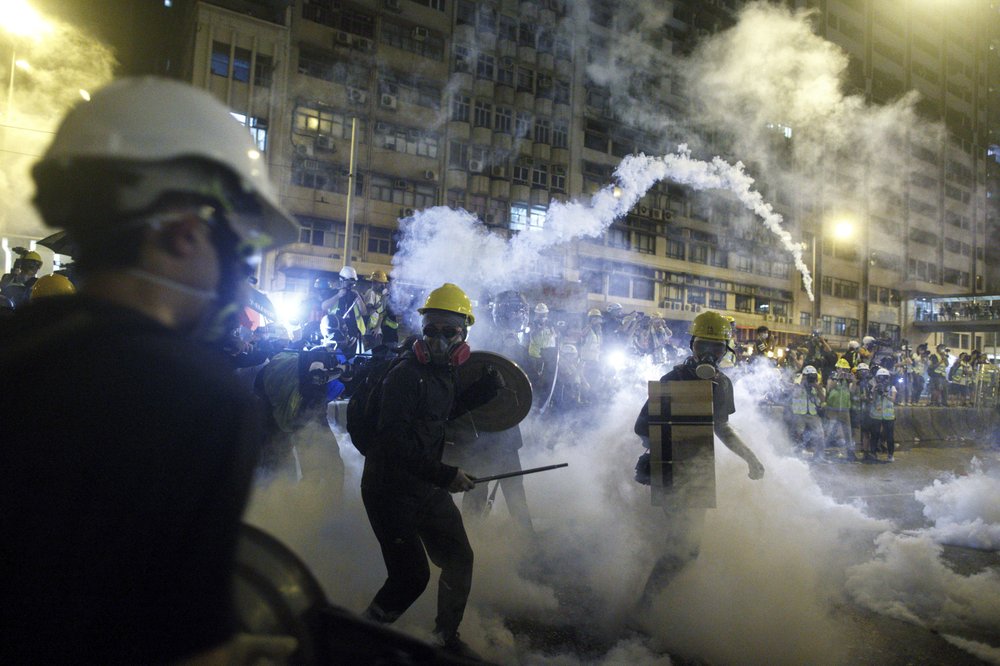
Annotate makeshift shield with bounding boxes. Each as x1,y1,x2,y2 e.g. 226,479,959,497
647,380,717,508
455,350,533,431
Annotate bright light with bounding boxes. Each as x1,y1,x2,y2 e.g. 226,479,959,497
1,1,53,39
14,59,31,72
612,186,623,199
78,89,90,101
832,219,856,239
247,149,261,160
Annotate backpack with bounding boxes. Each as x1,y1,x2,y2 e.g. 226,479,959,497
345,354,407,456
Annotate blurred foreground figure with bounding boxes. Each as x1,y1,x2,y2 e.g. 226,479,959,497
0,78,298,664
361,283,502,659
633,311,765,606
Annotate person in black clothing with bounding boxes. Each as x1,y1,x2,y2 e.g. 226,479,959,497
0,78,299,665
633,311,765,604
361,283,502,658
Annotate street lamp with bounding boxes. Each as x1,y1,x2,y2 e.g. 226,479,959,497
2,0,52,116
811,217,858,332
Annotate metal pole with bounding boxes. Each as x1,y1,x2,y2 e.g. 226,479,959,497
6,48,16,116
812,234,819,327
343,117,358,268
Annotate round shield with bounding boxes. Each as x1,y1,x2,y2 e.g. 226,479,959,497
455,350,533,431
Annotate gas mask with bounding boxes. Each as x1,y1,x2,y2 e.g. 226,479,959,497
418,312,469,366
689,338,728,380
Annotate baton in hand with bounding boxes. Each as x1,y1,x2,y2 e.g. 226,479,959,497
471,463,568,485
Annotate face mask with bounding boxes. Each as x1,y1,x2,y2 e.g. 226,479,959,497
690,339,727,379
421,321,466,365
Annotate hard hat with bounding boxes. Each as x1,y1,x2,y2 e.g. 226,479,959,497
689,311,731,341
856,362,870,371
587,308,602,317
369,270,389,283
22,251,42,264
862,336,875,345
876,368,891,377
836,358,851,369
339,266,358,281
848,340,860,349
534,303,549,315
419,283,475,325
30,274,76,299
802,365,818,375
32,77,297,248
560,343,578,355
606,302,623,312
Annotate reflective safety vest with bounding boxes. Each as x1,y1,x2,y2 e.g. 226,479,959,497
869,390,896,420
791,385,822,416
528,325,557,358
579,327,602,362
827,381,852,411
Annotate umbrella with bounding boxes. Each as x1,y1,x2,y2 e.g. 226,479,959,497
246,287,278,322
36,231,76,256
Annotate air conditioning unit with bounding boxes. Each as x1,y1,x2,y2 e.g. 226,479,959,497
485,213,496,224
650,208,664,220
553,166,566,175
348,88,367,104
294,143,313,157
335,31,352,46
380,93,398,110
354,37,374,52
423,169,437,181
412,26,429,41
375,121,391,132
639,205,649,215
469,159,485,173
384,0,401,10
315,135,336,151
394,178,408,189
399,207,416,217
490,165,506,177
663,210,673,220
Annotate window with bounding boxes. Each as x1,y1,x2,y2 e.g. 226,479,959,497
734,254,752,272
369,174,437,208
367,226,396,254
687,287,706,306
454,44,472,73
708,291,726,309
211,41,230,77
689,244,708,264
666,239,685,260
233,47,251,82
253,54,273,87
553,122,568,148
293,105,365,141
381,20,445,60
375,122,439,158
516,66,535,93
413,0,445,10
508,203,546,232
231,113,268,152
494,106,513,134
291,159,353,194
298,46,366,86
735,294,752,312
821,315,833,335
531,164,548,188
554,79,570,105
497,57,514,87
512,161,530,184
451,94,470,122
515,111,532,138
448,141,468,169
607,225,629,249
456,0,476,26
533,118,551,145
473,100,492,127
499,15,517,42
584,119,608,152
476,53,495,80
800,311,812,327
551,167,566,191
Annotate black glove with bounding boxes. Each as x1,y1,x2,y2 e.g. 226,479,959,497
483,364,506,391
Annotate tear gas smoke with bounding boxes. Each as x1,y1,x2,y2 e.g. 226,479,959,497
0,10,116,239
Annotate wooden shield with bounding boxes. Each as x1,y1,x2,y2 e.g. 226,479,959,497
455,350,533,432
647,380,717,508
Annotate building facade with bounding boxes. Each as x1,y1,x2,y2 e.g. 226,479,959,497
175,0,998,352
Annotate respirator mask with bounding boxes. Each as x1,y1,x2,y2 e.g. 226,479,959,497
690,338,728,380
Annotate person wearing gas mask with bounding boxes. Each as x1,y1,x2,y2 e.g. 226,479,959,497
868,368,898,461
632,311,764,604
363,270,399,349
790,365,827,460
0,78,299,664
361,283,503,659
322,265,369,354
527,301,558,407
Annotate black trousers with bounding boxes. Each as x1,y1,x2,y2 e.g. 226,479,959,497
362,487,473,637
869,419,895,457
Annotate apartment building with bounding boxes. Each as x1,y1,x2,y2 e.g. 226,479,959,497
177,0,997,350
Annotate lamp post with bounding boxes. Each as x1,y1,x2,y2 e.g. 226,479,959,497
1,1,52,116
812,218,857,335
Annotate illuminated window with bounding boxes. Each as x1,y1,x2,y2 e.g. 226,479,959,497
211,41,230,77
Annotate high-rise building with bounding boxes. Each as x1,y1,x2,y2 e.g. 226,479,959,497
166,0,996,351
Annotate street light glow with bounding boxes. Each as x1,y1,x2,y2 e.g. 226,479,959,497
1,1,53,39
79,89,90,101
832,219,856,239
14,59,30,72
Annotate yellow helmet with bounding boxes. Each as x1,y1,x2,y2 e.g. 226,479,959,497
369,270,389,283
836,358,851,369
587,308,602,317
22,251,43,264
419,283,475,325
689,311,731,341
30,273,75,299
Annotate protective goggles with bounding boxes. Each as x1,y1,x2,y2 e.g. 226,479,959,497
422,324,463,339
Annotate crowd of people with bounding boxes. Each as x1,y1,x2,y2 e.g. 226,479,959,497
915,300,1000,322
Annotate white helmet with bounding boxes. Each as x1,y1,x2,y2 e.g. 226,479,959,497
339,266,358,281
33,77,297,248
848,340,860,349
856,362,870,371
876,368,891,377
802,365,818,375
560,343,578,356
862,336,875,345
534,303,549,315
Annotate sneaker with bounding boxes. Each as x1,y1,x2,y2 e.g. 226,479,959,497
887,455,894,462
434,631,482,662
